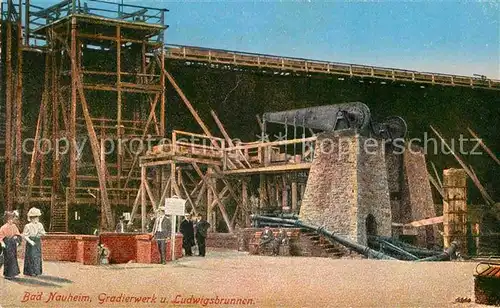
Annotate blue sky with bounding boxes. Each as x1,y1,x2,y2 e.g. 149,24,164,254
37,0,500,78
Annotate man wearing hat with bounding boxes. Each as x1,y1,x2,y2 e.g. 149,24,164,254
115,213,130,233
22,207,46,276
151,207,171,264
180,213,195,256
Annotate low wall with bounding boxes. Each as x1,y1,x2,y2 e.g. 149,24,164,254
18,234,98,265
17,233,184,265
206,233,239,250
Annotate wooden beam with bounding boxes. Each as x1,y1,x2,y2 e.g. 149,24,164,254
430,125,494,205
24,52,50,212
467,127,500,166
141,167,146,232
69,17,77,205
430,161,442,190
192,163,233,233
242,180,250,227
180,175,198,215
75,65,114,229
210,110,251,168
128,186,142,225
428,173,444,198
143,178,158,210
223,163,312,175
123,93,160,188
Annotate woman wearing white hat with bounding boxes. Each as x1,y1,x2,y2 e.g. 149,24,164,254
22,207,46,276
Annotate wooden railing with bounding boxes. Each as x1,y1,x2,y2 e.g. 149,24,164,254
171,130,225,158
223,136,317,170
165,44,500,90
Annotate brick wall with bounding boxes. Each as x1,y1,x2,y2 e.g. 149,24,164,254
16,233,183,265
206,233,238,250
299,131,392,246
18,234,98,264
100,233,138,264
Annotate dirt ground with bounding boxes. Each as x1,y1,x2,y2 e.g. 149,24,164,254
0,249,491,308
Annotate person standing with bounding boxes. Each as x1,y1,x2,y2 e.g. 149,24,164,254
151,207,171,264
195,215,210,257
115,215,127,233
0,212,24,279
180,214,195,256
23,207,46,276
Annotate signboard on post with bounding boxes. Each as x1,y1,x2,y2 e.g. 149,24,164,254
165,197,186,216
165,197,186,261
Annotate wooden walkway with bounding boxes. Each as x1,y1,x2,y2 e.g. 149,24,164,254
140,130,315,175
165,44,500,91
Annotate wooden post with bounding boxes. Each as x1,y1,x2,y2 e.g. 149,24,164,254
141,166,146,232
242,179,249,227
5,14,13,210
69,17,77,204
116,25,122,196
291,179,297,213
160,45,166,135
207,178,213,231
443,168,467,252
259,174,265,210
15,0,23,207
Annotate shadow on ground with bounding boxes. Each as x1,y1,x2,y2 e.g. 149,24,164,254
6,277,62,288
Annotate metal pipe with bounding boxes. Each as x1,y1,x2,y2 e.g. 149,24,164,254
415,242,459,262
251,215,396,260
377,239,419,260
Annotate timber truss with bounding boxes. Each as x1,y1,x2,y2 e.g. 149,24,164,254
1,0,167,231
134,73,313,232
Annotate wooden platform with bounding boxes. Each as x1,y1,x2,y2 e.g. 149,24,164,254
165,44,500,91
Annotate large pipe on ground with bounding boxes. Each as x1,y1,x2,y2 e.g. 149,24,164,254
251,215,396,260
414,241,459,262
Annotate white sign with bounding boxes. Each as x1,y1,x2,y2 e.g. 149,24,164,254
165,198,186,216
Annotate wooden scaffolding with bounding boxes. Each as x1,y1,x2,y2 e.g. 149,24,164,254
1,0,167,231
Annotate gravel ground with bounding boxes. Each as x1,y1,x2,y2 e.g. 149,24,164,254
0,249,491,308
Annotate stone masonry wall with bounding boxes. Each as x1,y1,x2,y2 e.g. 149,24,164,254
299,130,360,241
402,146,439,246
357,136,392,245
299,131,392,246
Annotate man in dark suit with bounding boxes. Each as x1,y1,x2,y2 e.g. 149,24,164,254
151,207,171,264
180,214,195,256
195,214,210,257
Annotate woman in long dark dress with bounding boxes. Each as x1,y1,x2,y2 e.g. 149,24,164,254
23,207,45,276
0,212,22,279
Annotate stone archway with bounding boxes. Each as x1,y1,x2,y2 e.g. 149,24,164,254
366,214,377,237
